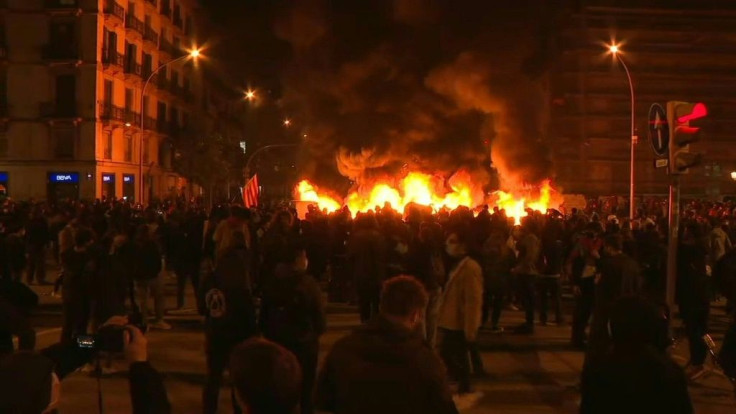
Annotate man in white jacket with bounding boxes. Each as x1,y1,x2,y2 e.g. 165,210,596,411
438,228,484,402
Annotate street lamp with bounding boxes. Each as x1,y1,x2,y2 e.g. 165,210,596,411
244,89,256,101
731,171,736,181
608,43,636,221
138,48,201,204
283,118,291,127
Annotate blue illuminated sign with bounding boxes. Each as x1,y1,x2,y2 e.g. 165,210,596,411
123,174,134,183
102,173,115,183
49,172,79,183
0,172,7,182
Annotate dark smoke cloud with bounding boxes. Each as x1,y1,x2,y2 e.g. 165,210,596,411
275,0,557,189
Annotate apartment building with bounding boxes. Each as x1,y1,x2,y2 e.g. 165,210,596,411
0,0,229,202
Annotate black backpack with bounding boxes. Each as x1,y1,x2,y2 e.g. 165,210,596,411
263,273,313,344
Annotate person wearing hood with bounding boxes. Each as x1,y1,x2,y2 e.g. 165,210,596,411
261,239,325,414
316,275,457,414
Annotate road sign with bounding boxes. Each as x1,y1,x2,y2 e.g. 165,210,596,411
649,103,669,156
655,159,669,168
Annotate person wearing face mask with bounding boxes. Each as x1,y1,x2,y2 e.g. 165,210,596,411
316,275,458,414
437,228,483,403
261,239,326,414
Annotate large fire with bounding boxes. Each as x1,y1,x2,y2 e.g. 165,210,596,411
295,170,559,225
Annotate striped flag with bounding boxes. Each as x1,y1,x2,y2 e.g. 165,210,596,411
243,174,260,208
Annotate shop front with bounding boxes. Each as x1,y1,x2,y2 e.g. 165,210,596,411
47,172,80,202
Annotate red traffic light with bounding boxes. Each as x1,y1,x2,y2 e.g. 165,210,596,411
677,102,707,123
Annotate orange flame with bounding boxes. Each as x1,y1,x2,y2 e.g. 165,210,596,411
295,172,558,224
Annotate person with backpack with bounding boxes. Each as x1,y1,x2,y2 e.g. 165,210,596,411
200,230,257,414
260,239,326,414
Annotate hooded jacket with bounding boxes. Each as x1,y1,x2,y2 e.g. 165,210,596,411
316,315,457,414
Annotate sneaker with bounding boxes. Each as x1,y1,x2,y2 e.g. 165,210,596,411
490,326,504,334
453,391,484,410
149,320,172,330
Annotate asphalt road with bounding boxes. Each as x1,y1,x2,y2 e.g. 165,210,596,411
25,275,736,414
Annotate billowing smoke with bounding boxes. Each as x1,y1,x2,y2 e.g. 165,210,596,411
274,0,557,190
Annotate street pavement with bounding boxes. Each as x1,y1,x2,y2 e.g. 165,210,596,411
24,275,736,414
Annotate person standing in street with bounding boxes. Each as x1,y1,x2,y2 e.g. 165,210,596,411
512,218,541,334
200,230,257,414
133,224,170,330
317,275,458,414
59,228,96,343
347,214,386,323
438,229,483,401
261,240,326,414
25,207,50,285
569,223,603,348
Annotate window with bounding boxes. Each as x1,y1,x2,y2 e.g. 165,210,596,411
143,96,150,117
103,79,113,104
55,128,75,159
125,88,134,112
125,42,137,71
143,52,152,75
55,75,76,115
103,131,112,159
142,137,149,164
124,134,132,162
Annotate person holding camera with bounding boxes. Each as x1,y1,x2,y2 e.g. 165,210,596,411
0,316,170,414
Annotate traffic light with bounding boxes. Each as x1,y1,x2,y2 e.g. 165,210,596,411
667,101,707,175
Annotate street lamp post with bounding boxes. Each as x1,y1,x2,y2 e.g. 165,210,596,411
138,49,200,205
609,44,636,221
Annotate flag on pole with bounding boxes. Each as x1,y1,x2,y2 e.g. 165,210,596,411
243,174,260,208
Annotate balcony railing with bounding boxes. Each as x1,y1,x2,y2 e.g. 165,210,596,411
103,0,125,21
41,101,77,118
158,37,174,56
45,0,80,10
125,14,144,35
142,115,156,130
43,43,79,61
124,60,142,77
124,110,140,126
99,103,125,122
102,48,124,67
144,25,158,45
157,75,169,91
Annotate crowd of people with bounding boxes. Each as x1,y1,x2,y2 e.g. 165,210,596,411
0,195,735,413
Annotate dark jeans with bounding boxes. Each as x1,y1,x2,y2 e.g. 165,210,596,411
26,245,47,284
538,276,563,324
572,278,595,345
682,304,709,366
357,286,380,323
468,339,485,374
203,338,242,414
440,329,471,393
60,294,90,343
283,340,319,414
175,263,200,309
517,273,536,326
484,275,507,329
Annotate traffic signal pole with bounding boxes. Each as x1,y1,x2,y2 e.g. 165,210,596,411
666,175,680,311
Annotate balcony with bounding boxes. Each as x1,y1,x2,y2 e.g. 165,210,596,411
101,48,124,69
144,25,158,46
42,43,80,63
125,14,144,37
142,70,157,86
124,110,140,126
142,115,156,131
45,0,81,13
158,37,174,57
40,101,78,118
103,0,125,24
99,102,125,122
124,59,142,78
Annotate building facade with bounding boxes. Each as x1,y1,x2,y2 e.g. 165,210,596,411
0,0,224,202
549,0,736,198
